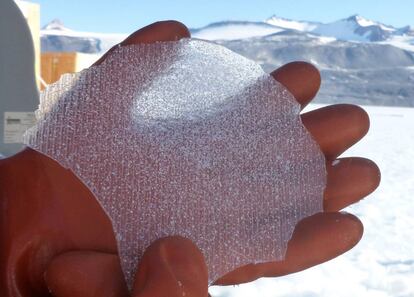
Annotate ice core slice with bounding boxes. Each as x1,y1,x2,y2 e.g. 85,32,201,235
23,39,326,290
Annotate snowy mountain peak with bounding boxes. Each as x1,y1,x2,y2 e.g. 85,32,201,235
311,14,397,42
347,14,374,26
42,19,71,31
345,14,395,31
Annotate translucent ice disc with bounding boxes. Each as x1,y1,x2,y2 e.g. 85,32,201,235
24,39,326,290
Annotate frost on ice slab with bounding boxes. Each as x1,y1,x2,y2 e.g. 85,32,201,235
23,39,326,290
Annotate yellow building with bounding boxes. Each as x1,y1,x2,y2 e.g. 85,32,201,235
41,52,100,89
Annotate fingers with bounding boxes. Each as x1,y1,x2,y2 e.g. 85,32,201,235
324,157,380,211
44,251,128,297
121,20,190,45
214,212,363,285
263,212,363,277
272,65,371,162
94,20,190,66
271,62,321,109
301,104,370,160
44,236,208,297
133,236,208,297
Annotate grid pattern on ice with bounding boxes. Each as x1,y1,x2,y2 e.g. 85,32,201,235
23,39,326,290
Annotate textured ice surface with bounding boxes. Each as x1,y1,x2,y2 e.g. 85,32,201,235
23,39,326,290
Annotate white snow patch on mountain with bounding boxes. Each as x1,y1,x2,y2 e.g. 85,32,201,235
312,35,337,44
311,15,397,42
192,22,284,41
353,15,394,31
41,19,126,40
313,18,370,42
41,19,126,53
265,15,319,31
42,19,72,32
381,35,414,52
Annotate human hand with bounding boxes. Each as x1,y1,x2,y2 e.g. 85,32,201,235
0,21,380,296
43,20,381,293
94,20,381,286
44,236,209,297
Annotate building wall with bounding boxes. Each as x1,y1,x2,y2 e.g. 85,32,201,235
41,52,77,87
0,0,39,157
41,52,100,89
15,0,41,90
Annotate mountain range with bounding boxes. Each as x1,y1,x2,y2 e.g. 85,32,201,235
40,15,414,107
190,15,414,49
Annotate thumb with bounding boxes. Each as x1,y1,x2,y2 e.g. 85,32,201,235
133,236,209,297
44,251,129,297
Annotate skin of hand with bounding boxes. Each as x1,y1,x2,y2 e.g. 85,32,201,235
0,21,381,297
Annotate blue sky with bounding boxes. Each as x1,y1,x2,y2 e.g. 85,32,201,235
31,0,414,33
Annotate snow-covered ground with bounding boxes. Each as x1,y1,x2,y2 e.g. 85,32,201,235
210,105,414,297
